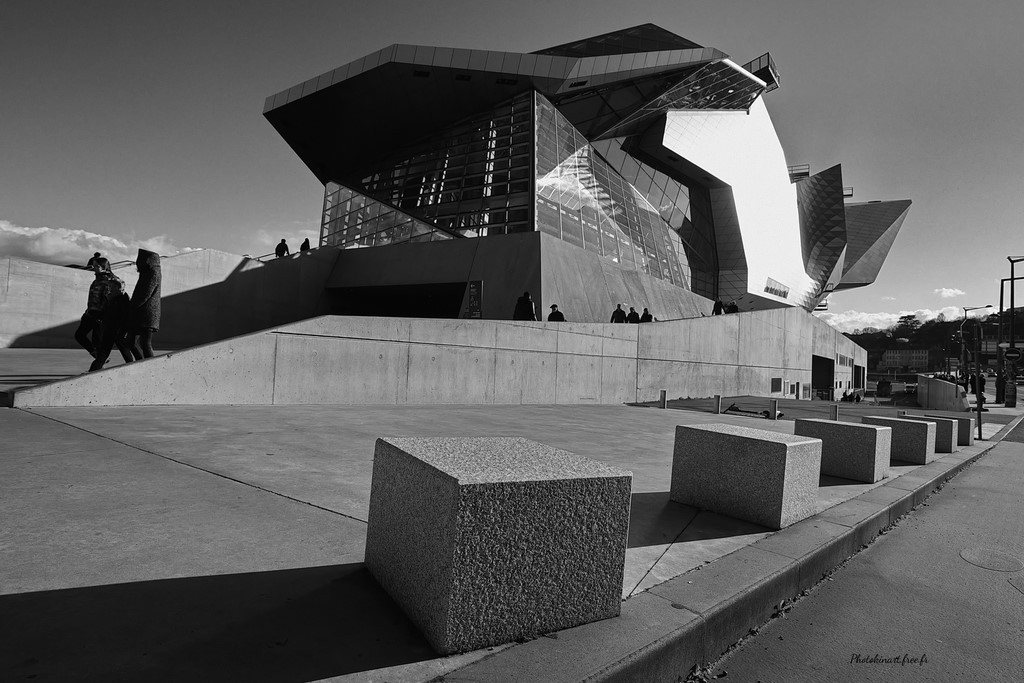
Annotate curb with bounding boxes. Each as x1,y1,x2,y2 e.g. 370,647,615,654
442,416,1023,683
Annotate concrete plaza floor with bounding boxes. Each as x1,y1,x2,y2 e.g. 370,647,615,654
3,386,1021,682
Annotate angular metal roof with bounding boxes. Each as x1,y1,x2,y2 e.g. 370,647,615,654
838,200,912,289
262,31,732,185
535,23,702,57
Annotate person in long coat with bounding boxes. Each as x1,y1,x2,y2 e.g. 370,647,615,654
512,291,537,321
126,249,162,359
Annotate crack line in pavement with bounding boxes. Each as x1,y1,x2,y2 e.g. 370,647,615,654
23,409,369,525
627,506,702,596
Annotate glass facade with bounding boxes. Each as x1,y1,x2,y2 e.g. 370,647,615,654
351,92,534,238
320,182,458,249
534,93,691,289
546,68,703,141
592,136,717,298
598,60,765,140
318,87,726,298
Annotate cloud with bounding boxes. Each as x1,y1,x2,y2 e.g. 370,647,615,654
0,220,199,266
882,296,896,301
816,306,980,333
934,288,966,298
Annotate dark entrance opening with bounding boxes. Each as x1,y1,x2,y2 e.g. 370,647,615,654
812,354,836,400
853,364,865,389
327,282,468,319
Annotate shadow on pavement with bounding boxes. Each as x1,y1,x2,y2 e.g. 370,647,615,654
1,563,435,682
628,491,767,548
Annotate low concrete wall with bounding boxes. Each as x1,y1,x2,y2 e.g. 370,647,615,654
0,249,339,349
916,374,969,412
11,308,867,408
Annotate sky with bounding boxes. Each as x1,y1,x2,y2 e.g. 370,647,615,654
2,0,1022,331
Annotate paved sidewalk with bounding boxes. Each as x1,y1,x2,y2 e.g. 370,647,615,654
2,399,1022,681
700,433,1024,682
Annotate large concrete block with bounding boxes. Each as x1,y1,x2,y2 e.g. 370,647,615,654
925,414,975,446
793,419,890,483
670,424,822,530
900,415,957,453
365,437,632,654
861,416,936,464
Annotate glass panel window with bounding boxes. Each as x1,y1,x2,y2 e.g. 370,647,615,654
533,92,695,291
340,91,535,242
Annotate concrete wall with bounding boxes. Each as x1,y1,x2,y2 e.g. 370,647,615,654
11,308,866,408
917,374,969,412
325,231,715,323
0,249,339,349
326,232,542,321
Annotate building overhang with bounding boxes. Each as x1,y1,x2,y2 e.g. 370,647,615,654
263,41,733,185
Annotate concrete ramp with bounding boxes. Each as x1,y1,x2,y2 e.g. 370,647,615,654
8,310,863,408
8,316,642,408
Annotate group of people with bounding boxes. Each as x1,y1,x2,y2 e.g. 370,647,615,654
609,304,654,323
711,300,739,315
511,292,657,323
275,238,312,257
75,250,162,371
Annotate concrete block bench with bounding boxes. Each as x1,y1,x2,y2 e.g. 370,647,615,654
899,415,957,453
861,416,936,464
925,414,975,447
671,424,821,530
793,418,890,483
365,436,632,655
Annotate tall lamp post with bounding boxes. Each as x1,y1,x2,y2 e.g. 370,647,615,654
995,276,1024,402
961,305,992,441
960,305,992,382
1006,256,1024,408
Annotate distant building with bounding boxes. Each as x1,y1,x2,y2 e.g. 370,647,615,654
879,348,930,371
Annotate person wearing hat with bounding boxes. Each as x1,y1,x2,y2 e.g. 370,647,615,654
547,304,565,322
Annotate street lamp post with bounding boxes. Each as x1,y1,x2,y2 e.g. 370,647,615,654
1006,257,1024,408
961,305,992,439
974,318,985,440
998,278,1008,402
960,305,991,385
995,276,1024,402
